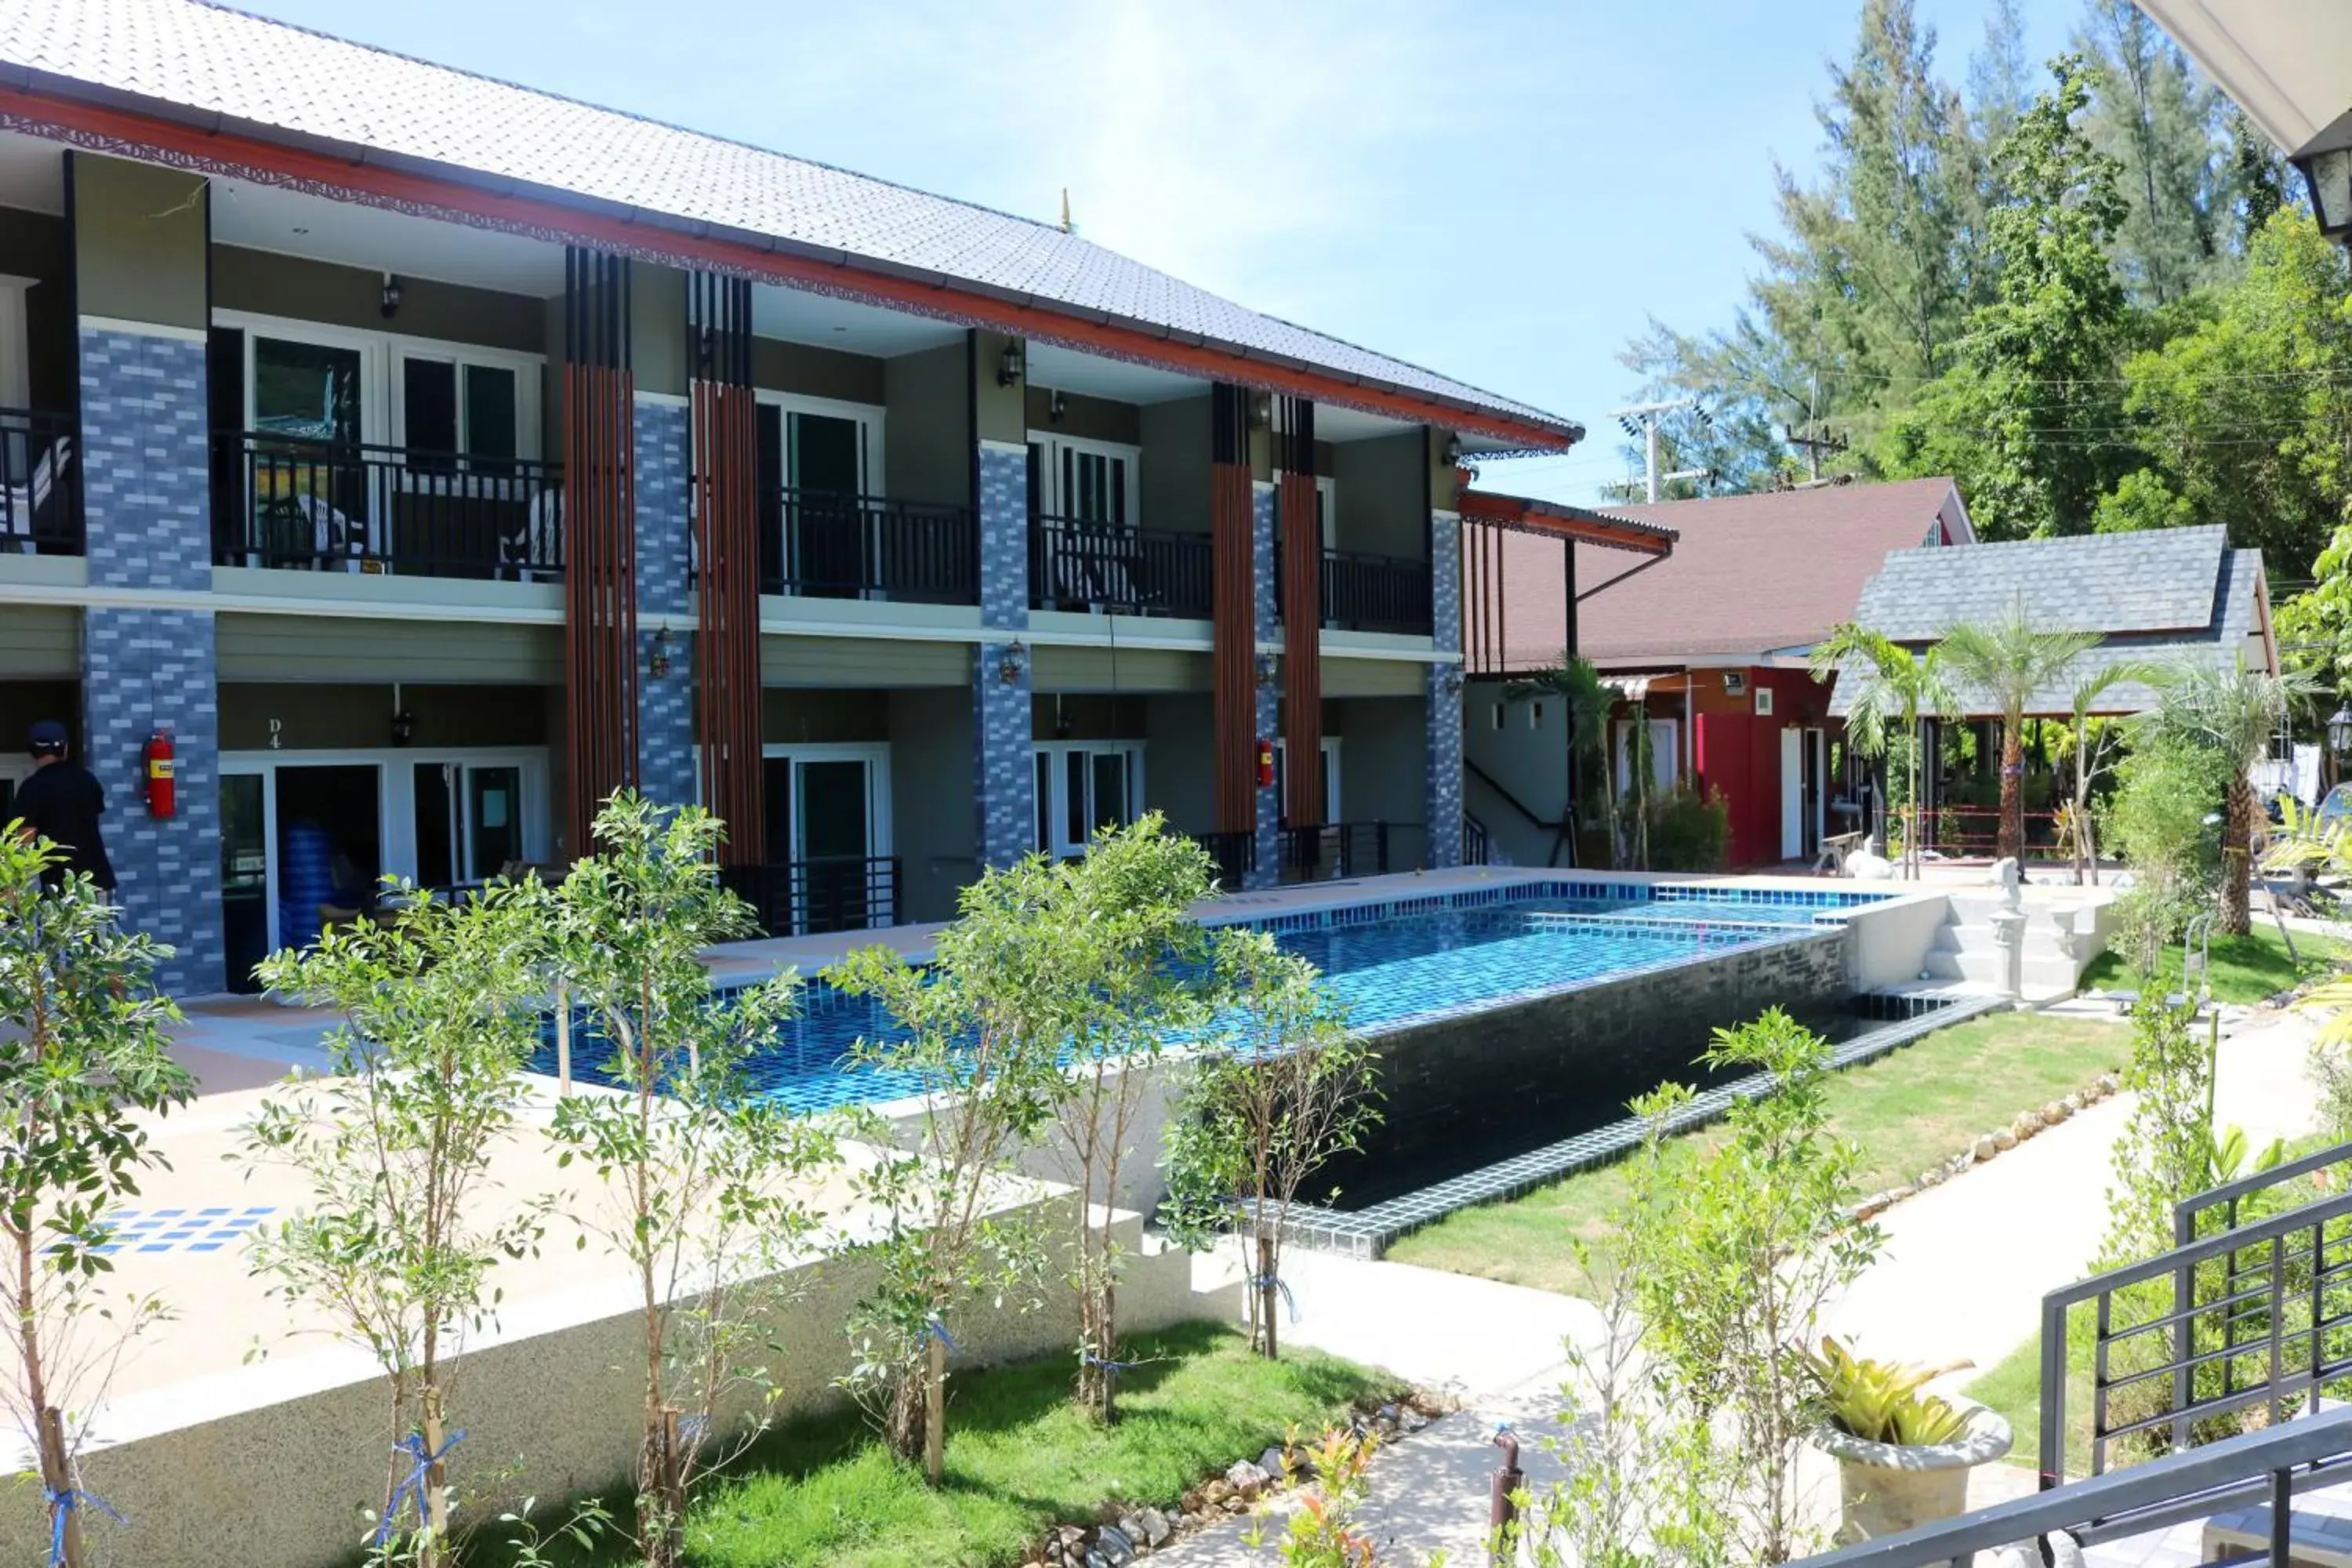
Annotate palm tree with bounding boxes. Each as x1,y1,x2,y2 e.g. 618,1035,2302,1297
2144,657,2316,935
1810,622,1955,879
1936,598,2100,867
1506,653,1613,867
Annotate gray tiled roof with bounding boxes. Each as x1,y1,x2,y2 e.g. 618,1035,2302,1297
0,0,1577,441
1850,525,2228,641
1830,535,2270,719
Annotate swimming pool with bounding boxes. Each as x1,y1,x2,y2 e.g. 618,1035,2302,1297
530,880,1890,1115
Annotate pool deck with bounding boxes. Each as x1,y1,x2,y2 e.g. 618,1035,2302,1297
173,863,1929,1096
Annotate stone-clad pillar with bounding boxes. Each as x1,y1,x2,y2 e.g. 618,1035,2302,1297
1425,506,1465,869
974,439,1035,869
1249,483,1280,889
633,394,697,805
71,153,223,993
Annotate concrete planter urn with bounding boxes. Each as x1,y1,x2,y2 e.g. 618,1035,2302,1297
1812,1400,2013,1542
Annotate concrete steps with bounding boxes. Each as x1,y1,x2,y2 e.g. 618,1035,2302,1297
1916,886,2111,1000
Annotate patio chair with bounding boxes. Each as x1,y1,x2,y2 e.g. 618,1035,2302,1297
0,434,71,554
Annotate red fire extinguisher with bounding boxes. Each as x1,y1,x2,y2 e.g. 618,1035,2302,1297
1257,739,1276,789
143,729,176,819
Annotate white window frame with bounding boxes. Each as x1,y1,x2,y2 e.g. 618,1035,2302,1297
1272,736,1343,824
219,745,552,949
755,390,886,495
1031,739,1147,858
1028,431,1142,526
757,741,894,862
1313,475,1337,551
213,308,546,458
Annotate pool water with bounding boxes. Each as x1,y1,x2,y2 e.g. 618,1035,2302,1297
531,884,1882,1116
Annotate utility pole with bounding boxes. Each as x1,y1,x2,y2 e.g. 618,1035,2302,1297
1784,420,1849,482
1611,397,1709,503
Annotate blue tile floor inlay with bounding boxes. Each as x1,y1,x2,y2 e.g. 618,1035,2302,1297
530,884,1891,1118
89,1207,276,1256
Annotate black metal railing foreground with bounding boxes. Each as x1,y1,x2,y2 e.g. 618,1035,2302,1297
720,857,902,938
762,488,976,604
1788,1403,2352,1568
2178,1138,2352,1248
212,432,564,579
1029,514,1213,618
0,409,82,555
1193,830,1257,891
2038,1181,2352,1487
1280,821,1393,882
1463,815,1490,866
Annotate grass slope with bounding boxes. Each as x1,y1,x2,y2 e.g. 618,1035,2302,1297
1385,1011,2129,1298
474,1322,1391,1568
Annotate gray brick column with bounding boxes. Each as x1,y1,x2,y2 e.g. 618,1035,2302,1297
1250,483,1280,890
78,322,224,993
633,396,698,806
975,441,1035,868
1425,508,1465,869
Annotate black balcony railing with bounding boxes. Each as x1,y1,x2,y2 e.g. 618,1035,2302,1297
1319,547,1432,635
211,433,564,579
1029,515,1214,618
762,488,976,604
1193,830,1258,891
1280,821,1393,882
720,856,902,938
0,409,82,556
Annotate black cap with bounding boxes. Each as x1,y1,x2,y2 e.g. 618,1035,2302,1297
27,721,66,754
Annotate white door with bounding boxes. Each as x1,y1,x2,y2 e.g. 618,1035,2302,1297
1780,727,1804,861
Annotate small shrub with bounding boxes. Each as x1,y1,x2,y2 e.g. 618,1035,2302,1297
1644,786,1727,872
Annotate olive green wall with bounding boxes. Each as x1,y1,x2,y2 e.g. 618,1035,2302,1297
1030,646,1210,691
1337,695,1428,862
882,342,971,507
973,330,1025,446
760,634,971,688
754,337,884,405
218,684,550,751
216,615,565,685
760,689,891,744
1428,426,1461,513
69,154,207,332
888,685,976,922
0,205,74,409
1332,430,1428,560
1323,657,1427,699
1025,386,1141,446
629,261,688,399
210,246,546,356
0,605,78,679
1030,694,1148,741
1139,395,1210,535
1142,692,1214,837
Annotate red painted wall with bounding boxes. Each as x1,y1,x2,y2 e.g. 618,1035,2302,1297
1690,666,1841,868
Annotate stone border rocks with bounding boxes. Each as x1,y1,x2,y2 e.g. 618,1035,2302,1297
1851,1072,2123,1221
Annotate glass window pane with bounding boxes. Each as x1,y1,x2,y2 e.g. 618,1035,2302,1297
413,762,455,888
463,365,518,462
1034,751,1051,854
402,359,458,455
1110,458,1127,524
1066,751,1087,848
466,766,521,880
1092,753,1129,832
796,760,868,859
254,337,363,444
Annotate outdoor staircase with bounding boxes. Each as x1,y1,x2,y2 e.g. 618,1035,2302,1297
1918,886,2103,1000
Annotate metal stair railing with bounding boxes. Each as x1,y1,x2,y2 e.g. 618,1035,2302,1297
1791,1402,2352,1568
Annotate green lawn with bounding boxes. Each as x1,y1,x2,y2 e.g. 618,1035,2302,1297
471,1323,1392,1568
2080,924,2341,1004
1384,1011,2129,1298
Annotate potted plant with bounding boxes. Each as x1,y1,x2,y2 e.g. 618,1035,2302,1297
1804,1337,2014,1541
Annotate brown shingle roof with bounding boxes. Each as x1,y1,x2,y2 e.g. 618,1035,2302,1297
0,0,1578,442
1484,478,1968,670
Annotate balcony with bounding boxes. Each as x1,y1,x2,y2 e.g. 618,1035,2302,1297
210,432,563,580
1274,537,1434,636
1029,514,1214,619
762,487,976,604
720,856,902,938
0,408,82,557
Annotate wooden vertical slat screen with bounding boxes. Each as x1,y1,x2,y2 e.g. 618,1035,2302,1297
562,246,637,855
691,272,764,867
1275,395,1323,828
1210,383,1256,834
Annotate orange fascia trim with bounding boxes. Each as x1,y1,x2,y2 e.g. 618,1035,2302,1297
1457,488,1674,556
2,85,1577,451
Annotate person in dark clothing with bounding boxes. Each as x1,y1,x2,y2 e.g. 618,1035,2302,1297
13,721,115,892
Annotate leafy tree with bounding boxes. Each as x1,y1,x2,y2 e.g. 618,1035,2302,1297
1936,596,2100,863
2076,0,2225,307
2103,720,2233,970
1617,1011,1879,1565
242,882,553,1565
1033,818,1221,1424
542,795,834,1567
2226,107,2296,245
1161,932,1377,1362
1881,56,2135,540
2060,660,2158,884
0,832,191,1568
1811,620,1955,877
826,851,1082,1483
2140,658,2316,935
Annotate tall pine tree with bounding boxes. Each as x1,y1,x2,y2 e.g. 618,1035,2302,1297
2075,0,2224,306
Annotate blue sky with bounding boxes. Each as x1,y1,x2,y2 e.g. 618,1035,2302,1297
243,0,2074,502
